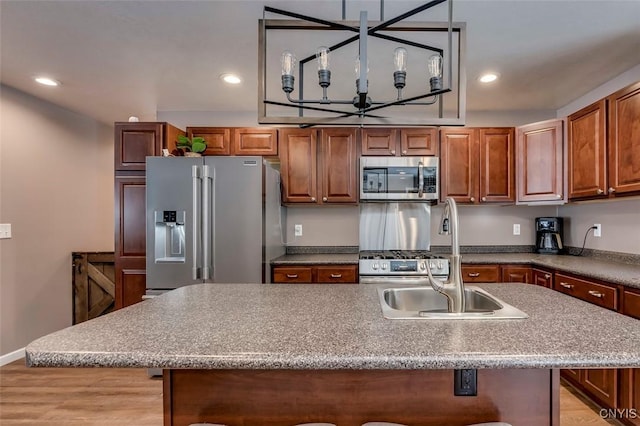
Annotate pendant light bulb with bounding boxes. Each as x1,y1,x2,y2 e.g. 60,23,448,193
393,47,408,72
281,51,296,76
316,46,330,71
427,54,443,79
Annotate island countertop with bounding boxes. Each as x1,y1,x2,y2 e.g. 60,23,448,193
26,283,640,371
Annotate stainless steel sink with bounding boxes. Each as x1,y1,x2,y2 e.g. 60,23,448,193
378,286,528,320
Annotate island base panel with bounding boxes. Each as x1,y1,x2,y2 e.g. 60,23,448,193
163,368,559,426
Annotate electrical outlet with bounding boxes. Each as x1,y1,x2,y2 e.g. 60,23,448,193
513,224,520,235
0,223,12,239
594,223,601,237
294,224,303,237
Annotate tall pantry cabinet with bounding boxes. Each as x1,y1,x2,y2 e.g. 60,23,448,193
114,122,184,308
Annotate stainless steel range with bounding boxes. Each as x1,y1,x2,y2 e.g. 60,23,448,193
359,250,449,284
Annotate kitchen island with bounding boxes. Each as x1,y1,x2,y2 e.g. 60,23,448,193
27,283,640,426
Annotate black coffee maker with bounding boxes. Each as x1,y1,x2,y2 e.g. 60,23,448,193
535,217,564,254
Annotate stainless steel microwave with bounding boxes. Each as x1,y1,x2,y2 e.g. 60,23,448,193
360,157,439,201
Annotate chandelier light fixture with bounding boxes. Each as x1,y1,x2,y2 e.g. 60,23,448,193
258,0,466,126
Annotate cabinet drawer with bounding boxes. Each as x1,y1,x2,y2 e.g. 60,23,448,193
623,289,640,320
461,265,500,283
554,273,618,310
273,267,313,283
316,266,357,284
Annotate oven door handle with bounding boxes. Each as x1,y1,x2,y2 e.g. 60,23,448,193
359,276,432,285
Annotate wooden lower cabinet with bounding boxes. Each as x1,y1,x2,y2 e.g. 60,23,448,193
621,368,640,426
272,265,358,284
501,265,532,283
461,265,500,283
554,272,618,311
533,268,554,288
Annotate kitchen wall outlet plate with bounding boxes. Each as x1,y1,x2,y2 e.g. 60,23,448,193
513,224,520,235
0,223,12,239
594,223,601,237
294,224,303,237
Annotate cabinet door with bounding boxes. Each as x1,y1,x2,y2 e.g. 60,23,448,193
400,128,438,156
533,268,553,288
272,266,313,283
114,123,164,171
501,265,532,284
621,368,640,426
623,289,640,320
568,100,607,199
319,128,358,204
479,128,515,203
361,128,398,156
582,368,618,409
608,81,640,196
114,175,147,308
232,128,278,156
461,265,500,283
188,127,231,156
440,128,479,203
279,128,318,203
516,119,564,203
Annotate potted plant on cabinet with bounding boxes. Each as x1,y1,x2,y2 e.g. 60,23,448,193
175,135,207,157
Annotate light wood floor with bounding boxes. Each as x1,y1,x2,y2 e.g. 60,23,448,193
0,359,622,425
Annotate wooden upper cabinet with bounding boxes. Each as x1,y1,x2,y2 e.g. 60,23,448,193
319,128,358,204
608,81,640,196
279,128,318,203
232,128,278,156
440,127,479,203
479,128,515,203
361,127,438,156
361,128,398,156
400,128,439,156
115,122,180,171
516,119,564,203
568,100,607,200
187,127,231,156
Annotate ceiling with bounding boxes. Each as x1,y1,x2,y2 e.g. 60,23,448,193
1,0,640,125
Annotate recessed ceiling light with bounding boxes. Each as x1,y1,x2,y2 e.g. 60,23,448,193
35,76,60,86
220,74,242,84
478,73,499,83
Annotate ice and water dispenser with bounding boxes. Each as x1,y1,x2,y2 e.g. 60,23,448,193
153,210,186,263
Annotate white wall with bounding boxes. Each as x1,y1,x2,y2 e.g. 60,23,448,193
0,85,114,357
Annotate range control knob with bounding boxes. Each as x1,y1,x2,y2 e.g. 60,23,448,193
437,261,443,269
381,263,388,270
419,262,426,271
429,260,437,269
372,263,379,270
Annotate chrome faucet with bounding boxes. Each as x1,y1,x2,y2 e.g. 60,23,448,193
425,197,465,313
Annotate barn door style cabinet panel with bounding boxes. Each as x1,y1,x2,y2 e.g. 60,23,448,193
279,128,358,205
361,127,438,156
114,122,184,309
440,127,515,204
516,119,564,203
568,81,640,200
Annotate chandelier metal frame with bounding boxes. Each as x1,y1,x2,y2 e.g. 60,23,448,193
258,0,466,126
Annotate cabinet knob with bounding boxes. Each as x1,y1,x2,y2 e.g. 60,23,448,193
470,197,475,203
588,290,605,299
330,273,342,278
402,150,407,155
467,272,480,277
286,274,298,279
390,150,396,155
544,274,551,279
559,282,574,290
481,196,487,202
311,197,316,202
597,188,604,194
322,196,328,202
608,187,616,193
556,194,562,199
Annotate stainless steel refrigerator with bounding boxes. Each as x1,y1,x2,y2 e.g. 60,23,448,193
145,156,285,296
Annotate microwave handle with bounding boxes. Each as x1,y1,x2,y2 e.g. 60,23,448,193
418,161,424,198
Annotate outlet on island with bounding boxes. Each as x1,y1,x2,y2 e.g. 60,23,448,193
294,224,303,237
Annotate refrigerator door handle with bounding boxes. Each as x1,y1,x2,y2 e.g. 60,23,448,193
202,165,211,280
192,165,200,280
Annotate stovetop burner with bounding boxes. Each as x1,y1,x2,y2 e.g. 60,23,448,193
359,250,446,260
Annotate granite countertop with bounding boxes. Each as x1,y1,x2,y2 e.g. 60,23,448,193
461,253,640,289
26,283,640,370
271,253,359,265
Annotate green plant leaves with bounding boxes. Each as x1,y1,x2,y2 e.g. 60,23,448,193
175,135,207,152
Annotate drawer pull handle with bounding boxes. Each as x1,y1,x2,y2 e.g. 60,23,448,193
330,273,342,278
286,274,298,278
588,290,605,298
560,282,574,289
544,274,551,279
467,272,480,277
